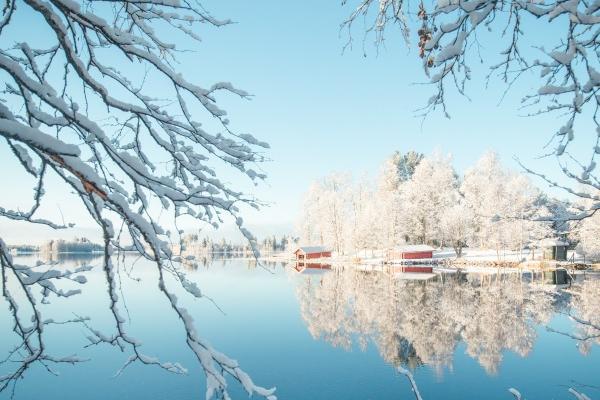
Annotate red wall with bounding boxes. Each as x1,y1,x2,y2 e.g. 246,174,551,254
305,252,331,259
401,251,433,259
297,251,332,259
402,266,433,273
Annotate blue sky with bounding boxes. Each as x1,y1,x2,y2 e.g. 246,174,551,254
0,1,592,243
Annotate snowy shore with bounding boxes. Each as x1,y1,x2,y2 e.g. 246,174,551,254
263,247,600,273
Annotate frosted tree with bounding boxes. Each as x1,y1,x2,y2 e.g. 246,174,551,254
576,216,600,261
348,176,383,255
341,0,600,220
298,173,352,254
0,1,275,398
298,182,326,246
461,152,507,248
377,155,408,249
439,198,473,257
399,153,458,244
380,151,424,190
500,173,541,253
573,192,600,261
461,151,546,255
525,198,558,259
398,151,425,182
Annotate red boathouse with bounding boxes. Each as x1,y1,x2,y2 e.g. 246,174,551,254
388,245,435,260
294,246,332,260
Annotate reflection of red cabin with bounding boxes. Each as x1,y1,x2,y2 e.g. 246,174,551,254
388,245,434,260
294,263,332,273
393,265,433,273
294,246,332,260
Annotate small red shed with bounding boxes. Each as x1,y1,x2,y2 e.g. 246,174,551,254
388,245,435,260
294,246,332,260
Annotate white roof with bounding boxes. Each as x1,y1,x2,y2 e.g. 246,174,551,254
295,246,330,254
395,245,435,252
539,238,569,247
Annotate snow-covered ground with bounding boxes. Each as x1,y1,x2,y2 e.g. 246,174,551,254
352,247,588,263
270,247,598,273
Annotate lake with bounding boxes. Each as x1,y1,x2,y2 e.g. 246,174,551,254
1,255,599,399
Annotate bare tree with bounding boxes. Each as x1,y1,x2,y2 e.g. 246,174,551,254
0,1,275,398
341,0,600,218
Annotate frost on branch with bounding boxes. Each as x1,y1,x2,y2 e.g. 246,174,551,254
342,0,600,217
0,1,272,398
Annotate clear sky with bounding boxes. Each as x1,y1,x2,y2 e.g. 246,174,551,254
0,0,593,243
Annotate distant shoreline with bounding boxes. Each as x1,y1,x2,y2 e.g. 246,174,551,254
11,250,105,255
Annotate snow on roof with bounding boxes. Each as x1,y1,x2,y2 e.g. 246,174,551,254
295,246,330,254
395,245,435,252
538,238,569,247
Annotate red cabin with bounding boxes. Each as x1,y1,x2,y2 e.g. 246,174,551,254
388,245,434,260
294,246,332,260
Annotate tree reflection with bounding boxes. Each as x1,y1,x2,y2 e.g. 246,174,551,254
565,279,600,356
296,268,563,375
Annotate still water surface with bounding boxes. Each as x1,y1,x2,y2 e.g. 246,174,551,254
1,255,599,399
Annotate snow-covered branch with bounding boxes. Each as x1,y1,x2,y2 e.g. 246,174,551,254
0,1,273,398
342,0,600,206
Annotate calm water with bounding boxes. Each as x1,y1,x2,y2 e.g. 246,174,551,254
1,255,599,399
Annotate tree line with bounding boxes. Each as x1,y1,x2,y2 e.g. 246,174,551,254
9,238,103,254
180,233,298,256
299,151,599,260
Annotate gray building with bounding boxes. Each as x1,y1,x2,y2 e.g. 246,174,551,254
540,238,569,261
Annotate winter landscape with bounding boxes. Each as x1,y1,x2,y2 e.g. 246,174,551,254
1,1,600,400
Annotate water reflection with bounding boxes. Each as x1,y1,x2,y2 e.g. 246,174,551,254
296,266,583,375
16,251,103,265
1,255,599,399
569,279,600,355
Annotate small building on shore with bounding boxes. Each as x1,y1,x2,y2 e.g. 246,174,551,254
388,245,435,260
539,238,568,261
294,246,332,260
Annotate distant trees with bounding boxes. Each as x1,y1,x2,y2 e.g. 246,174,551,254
180,233,294,257
299,150,561,257
40,238,102,254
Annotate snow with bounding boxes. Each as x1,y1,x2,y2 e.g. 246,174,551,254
508,388,522,399
395,272,437,281
394,244,435,252
436,31,467,63
295,246,330,254
550,40,576,65
538,238,569,247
